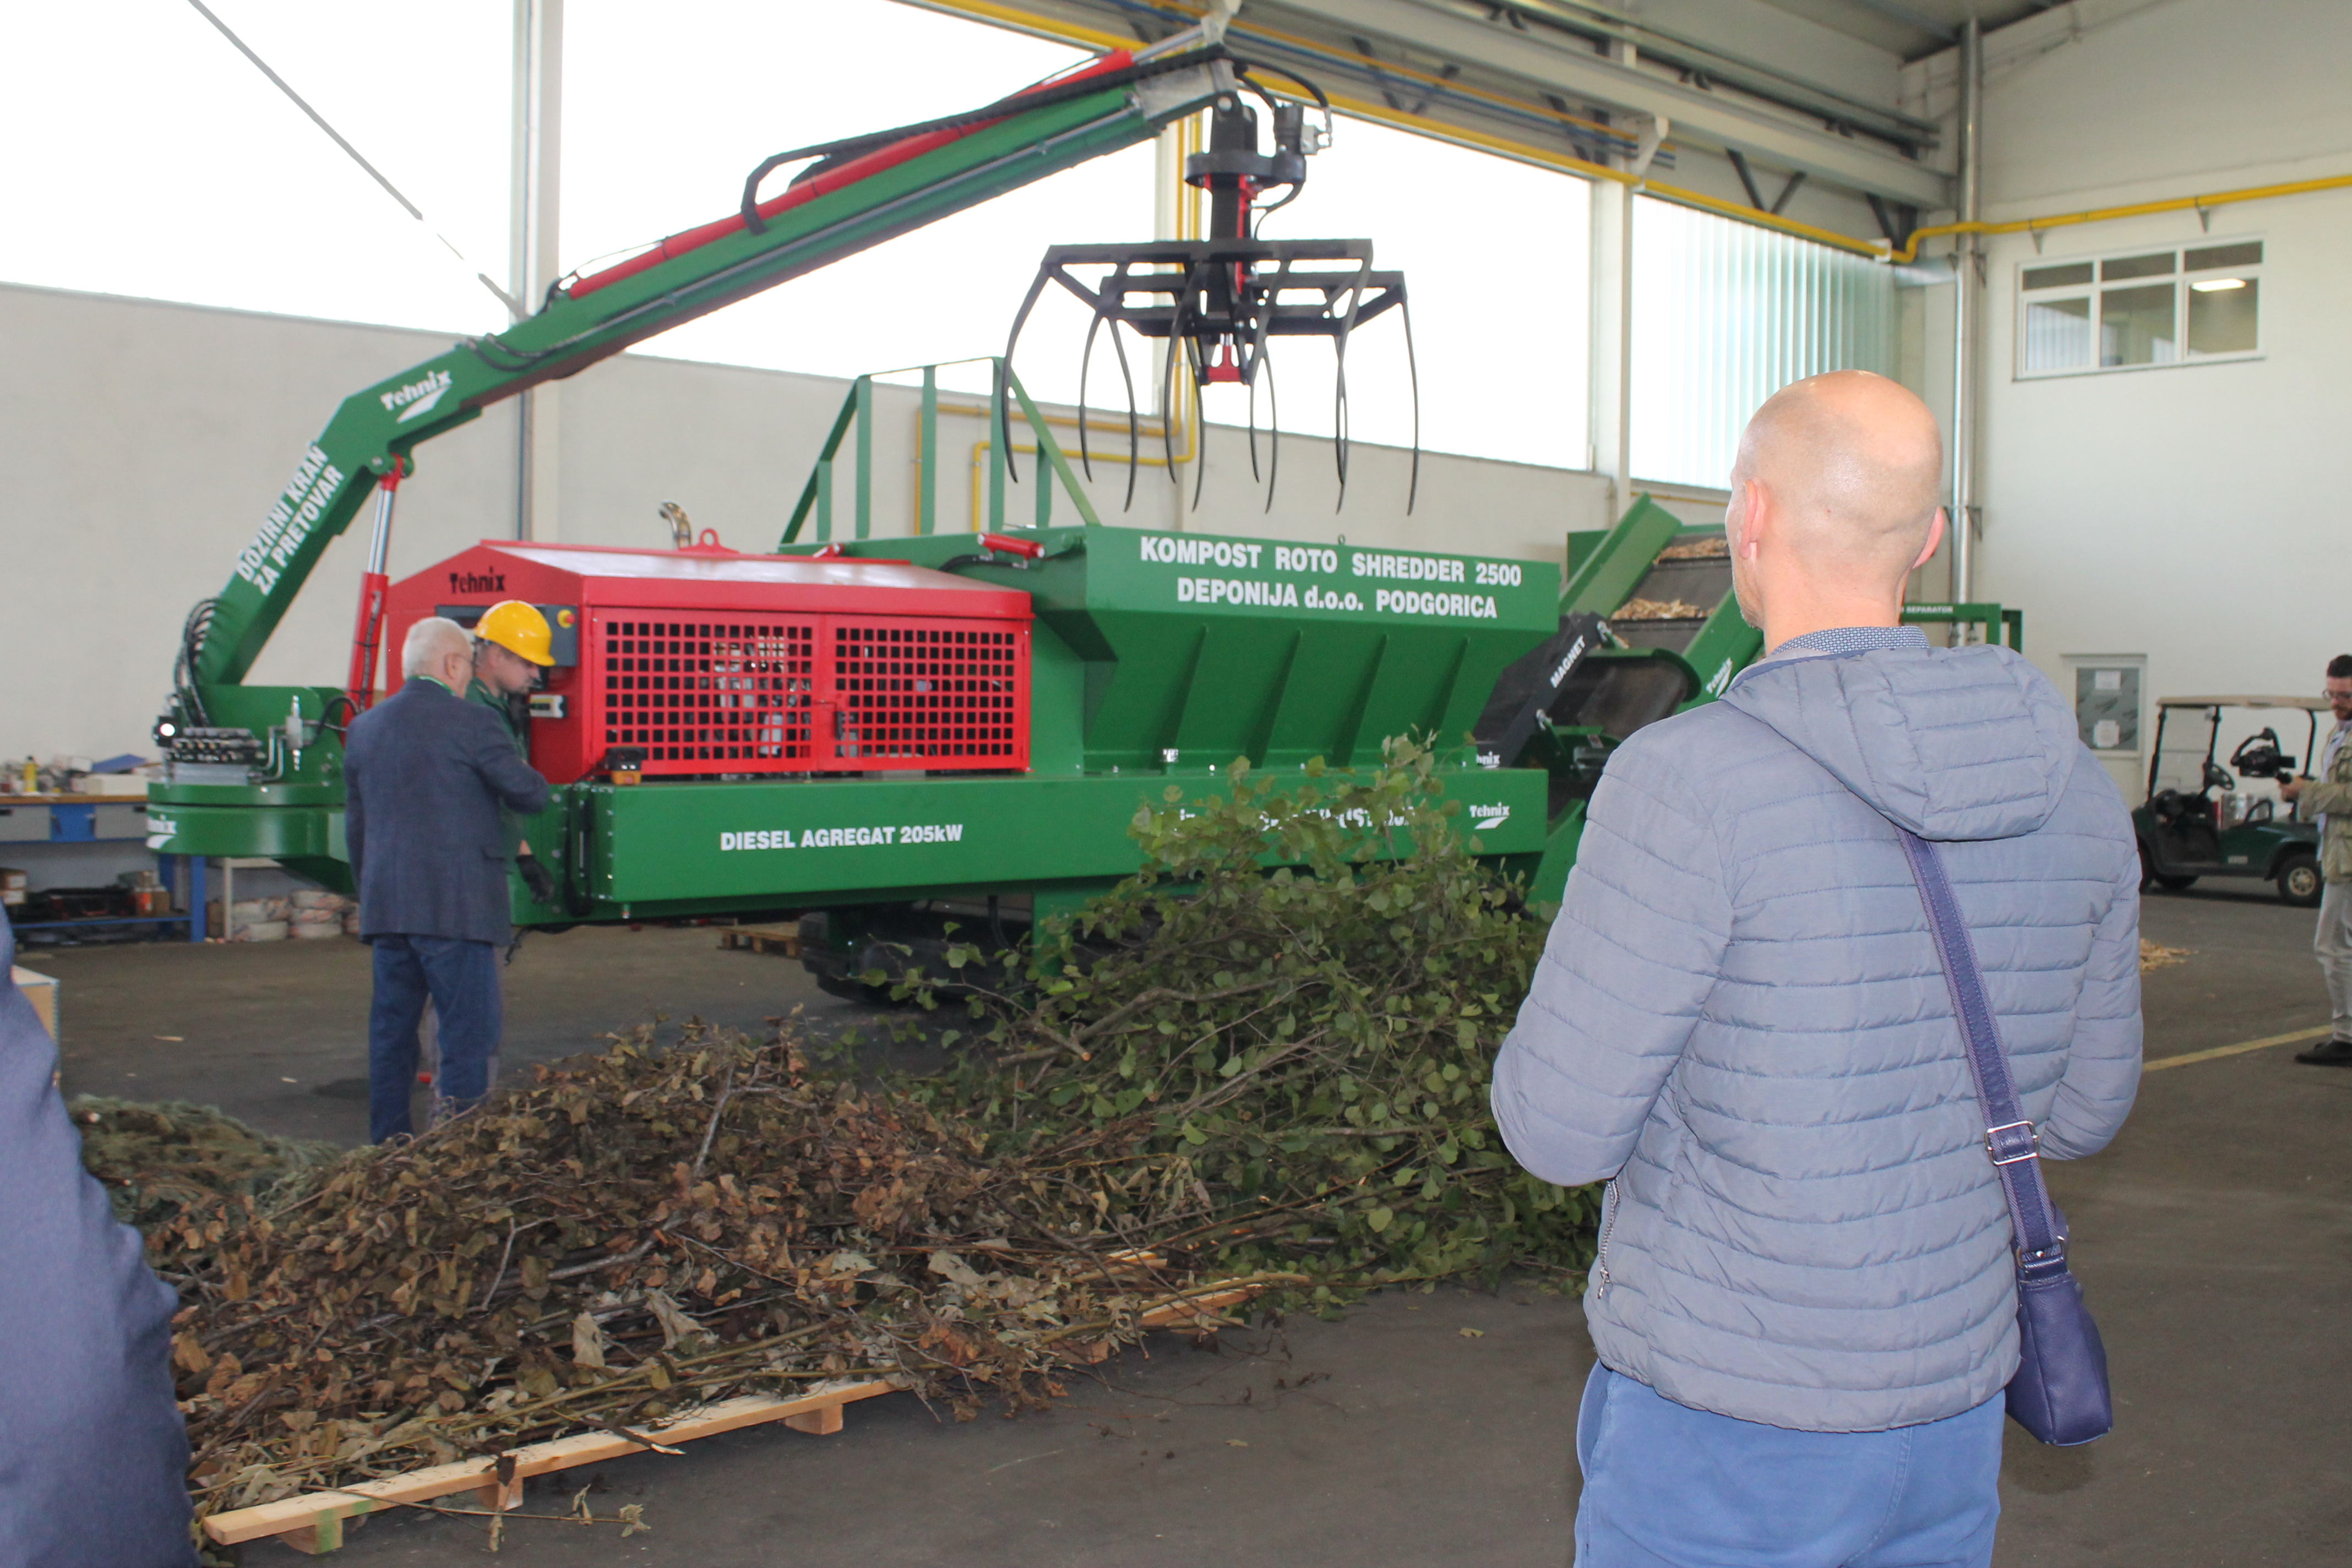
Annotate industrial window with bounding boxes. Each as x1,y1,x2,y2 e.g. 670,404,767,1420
2017,241,2261,378
1630,196,1896,489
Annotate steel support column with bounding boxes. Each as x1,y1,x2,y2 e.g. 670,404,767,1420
1948,18,1982,609
1587,45,1636,520
511,0,564,541
1589,183,1635,517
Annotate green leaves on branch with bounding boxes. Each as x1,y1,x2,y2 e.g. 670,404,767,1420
880,737,1600,1305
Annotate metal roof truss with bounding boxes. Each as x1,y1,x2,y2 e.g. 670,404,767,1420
916,0,1953,210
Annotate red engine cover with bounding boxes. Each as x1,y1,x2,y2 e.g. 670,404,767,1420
382,540,1032,783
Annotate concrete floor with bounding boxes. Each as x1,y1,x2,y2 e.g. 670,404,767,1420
13,884,2351,1566
33,924,904,1145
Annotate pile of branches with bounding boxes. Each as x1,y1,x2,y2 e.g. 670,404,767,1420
70,1097,337,1236
115,740,1589,1522
880,738,1598,1310
155,1031,1285,1520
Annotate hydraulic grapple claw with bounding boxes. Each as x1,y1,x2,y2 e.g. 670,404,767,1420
1000,80,1418,514
1006,238,1412,511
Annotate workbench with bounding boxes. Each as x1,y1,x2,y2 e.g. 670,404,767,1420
0,793,204,943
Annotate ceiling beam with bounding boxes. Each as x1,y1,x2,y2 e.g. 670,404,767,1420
1821,0,1959,46
1498,0,1940,140
1265,0,1953,208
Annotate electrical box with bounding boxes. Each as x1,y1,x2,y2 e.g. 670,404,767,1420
2065,653,2147,801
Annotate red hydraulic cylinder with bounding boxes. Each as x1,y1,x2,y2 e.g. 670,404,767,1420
345,470,401,711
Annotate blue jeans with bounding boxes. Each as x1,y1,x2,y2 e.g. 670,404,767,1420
1575,1364,2003,1568
367,935,501,1143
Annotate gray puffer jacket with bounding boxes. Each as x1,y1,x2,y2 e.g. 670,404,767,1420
1493,640,2142,1433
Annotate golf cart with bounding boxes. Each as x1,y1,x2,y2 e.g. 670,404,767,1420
2132,696,2326,906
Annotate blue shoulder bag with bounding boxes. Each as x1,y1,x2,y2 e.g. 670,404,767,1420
1892,826,2114,1447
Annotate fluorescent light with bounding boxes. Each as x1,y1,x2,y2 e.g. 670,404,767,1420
2191,277,2248,292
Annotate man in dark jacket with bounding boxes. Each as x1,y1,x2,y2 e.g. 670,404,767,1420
346,617,550,1142
0,916,196,1566
1494,373,2140,1567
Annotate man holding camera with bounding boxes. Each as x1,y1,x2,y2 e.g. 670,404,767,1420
2277,655,2352,1065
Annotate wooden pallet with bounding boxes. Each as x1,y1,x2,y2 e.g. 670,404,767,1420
202,1281,1266,1554
718,924,802,958
205,1378,897,1554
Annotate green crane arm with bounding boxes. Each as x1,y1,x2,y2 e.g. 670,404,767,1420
194,38,1235,688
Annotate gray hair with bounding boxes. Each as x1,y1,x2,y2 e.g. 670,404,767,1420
401,617,472,677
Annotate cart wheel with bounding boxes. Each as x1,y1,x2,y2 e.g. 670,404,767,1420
2277,853,2322,908
2141,845,2196,891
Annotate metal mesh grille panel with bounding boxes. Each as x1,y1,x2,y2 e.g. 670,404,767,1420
596,615,816,774
831,622,1022,764
580,609,1028,777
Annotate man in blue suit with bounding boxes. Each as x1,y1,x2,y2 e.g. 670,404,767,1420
346,617,551,1142
0,916,196,1565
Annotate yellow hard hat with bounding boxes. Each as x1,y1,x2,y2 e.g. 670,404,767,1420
476,600,554,666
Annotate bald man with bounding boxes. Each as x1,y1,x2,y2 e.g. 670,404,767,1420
1494,372,2141,1567
345,618,550,1142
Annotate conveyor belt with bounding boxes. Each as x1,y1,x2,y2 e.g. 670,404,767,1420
1611,554,1732,655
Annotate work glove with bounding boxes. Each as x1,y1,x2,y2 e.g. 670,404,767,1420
518,856,557,904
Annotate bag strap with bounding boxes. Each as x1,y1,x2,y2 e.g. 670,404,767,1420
1890,826,2067,1267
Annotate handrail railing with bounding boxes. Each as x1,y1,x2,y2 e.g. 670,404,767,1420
779,358,1101,546
1902,601,2024,651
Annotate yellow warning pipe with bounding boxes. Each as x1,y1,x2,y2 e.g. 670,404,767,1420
1882,172,2352,263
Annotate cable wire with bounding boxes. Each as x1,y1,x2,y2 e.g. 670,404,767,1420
181,0,520,315
174,597,219,727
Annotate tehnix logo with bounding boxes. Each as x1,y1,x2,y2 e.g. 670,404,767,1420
379,368,454,424
448,570,506,594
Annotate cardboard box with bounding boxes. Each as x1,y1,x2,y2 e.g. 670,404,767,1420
0,868,23,909
11,965,57,1039
72,774,149,797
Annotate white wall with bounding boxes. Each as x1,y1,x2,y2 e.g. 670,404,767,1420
1893,0,2352,762
0,282,1616,760
1,287,519,764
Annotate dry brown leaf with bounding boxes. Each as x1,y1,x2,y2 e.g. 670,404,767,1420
570,1313,609,1370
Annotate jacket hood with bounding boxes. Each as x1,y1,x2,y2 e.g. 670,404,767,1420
1717,643,2081,841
